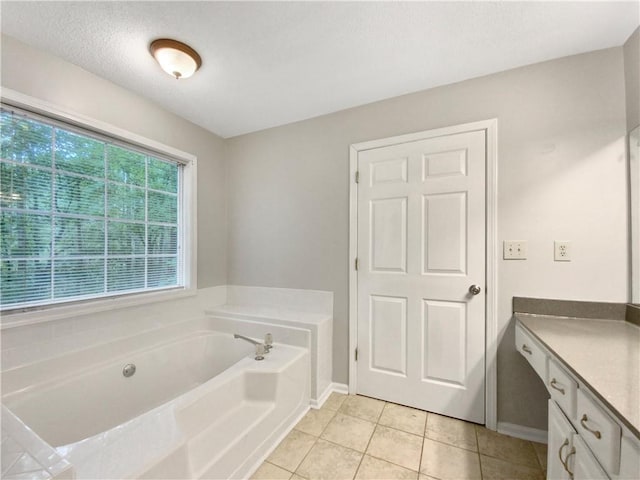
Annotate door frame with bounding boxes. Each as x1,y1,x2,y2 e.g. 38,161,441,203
348,119,498,430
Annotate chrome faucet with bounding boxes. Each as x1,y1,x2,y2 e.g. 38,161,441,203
233,333,261,346
264,333,273,352
234,334,266,360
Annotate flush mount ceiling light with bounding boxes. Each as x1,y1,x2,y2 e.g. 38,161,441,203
149,38,202,80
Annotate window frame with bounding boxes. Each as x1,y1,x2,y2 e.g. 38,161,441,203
0,88,197,328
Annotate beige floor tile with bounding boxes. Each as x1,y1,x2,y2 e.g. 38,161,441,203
323,392,347,411
296,438,362,480
251,461,293,480
475,427,539,468
295,407,337,436
268,429,317,472
420,438,482,480
321,413,376,452
339,395,385,423
531,441,548,471
418,476,438,480
424,413,477,452
291,476,306,480
355,455,418,480
480,455,545,480
366,425,423,472
378,403,427,436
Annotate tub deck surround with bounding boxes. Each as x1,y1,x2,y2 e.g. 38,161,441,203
0,285,332,478
206,305,333,405
224,285,333,316
0,285,330,373
515,313,640,439
206,286,334,405
2,317,311,480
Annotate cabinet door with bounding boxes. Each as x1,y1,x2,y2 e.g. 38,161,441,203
548,400,575,480
617,436,640,479
573,435,609,479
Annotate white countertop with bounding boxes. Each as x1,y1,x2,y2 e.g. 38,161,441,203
516,314,640,439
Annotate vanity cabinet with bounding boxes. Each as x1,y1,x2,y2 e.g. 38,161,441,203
516,322,640,480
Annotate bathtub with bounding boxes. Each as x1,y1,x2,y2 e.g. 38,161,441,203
1,318,311,479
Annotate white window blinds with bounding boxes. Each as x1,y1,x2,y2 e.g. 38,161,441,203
0,106,183,309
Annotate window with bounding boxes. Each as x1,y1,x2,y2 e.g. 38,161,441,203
0,105,189,310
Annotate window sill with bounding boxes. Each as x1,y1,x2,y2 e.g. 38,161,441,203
0,287,197,330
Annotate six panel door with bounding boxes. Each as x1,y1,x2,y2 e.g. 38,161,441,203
356,129,486,423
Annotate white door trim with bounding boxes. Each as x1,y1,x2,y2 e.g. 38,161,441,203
348,119,498,430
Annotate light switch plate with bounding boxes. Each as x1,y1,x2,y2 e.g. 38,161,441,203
503,241,527,260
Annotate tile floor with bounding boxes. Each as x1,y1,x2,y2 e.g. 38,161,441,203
251,394,547,480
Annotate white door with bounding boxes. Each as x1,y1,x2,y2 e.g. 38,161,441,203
356,129,486,423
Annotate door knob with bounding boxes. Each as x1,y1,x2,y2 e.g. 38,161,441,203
469,285,481,295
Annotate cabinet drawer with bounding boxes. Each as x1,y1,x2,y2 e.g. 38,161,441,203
515,323,547,381
548,359,578,420
576,389,621,474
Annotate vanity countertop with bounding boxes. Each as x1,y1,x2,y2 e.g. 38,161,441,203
516,313,640,439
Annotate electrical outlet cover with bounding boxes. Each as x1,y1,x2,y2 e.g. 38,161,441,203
554,241,571,261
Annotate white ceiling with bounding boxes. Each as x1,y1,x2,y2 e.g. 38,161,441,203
1,1,638,138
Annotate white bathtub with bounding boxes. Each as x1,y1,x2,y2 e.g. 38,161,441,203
1,318,311,479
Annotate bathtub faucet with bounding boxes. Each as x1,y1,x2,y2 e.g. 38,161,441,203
234,334,267,361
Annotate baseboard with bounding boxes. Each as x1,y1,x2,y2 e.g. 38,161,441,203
331,382,349,394
497,421,548,444
310,382,349,409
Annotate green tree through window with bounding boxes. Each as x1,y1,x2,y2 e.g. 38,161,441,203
0,107,182,309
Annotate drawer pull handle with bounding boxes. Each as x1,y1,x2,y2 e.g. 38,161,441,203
558,438,570,471
564,446,576,479
580,414,602,439
522,344,532,355
550,378,565,395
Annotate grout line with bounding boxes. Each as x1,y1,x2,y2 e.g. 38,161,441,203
361,451,421,474
417,412,427,478
476,426,546,475
291,435,318,477
290,405,339,477
314,426,422,474
531,440,546,473
278,396,542,480
475,424,484,480
371,420,425,439
422,432,479,454
263,460,294,475
341,399,385,479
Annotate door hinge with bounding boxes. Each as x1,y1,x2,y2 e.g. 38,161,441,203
355,171,359,183
355,257,359,270
355,347,358,361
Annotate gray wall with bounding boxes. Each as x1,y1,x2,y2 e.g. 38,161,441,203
1,33,631,430
624,27,640,131
226,47,628,429
0,35,227,288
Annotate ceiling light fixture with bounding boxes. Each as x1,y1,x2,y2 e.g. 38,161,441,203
149,38,202,80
